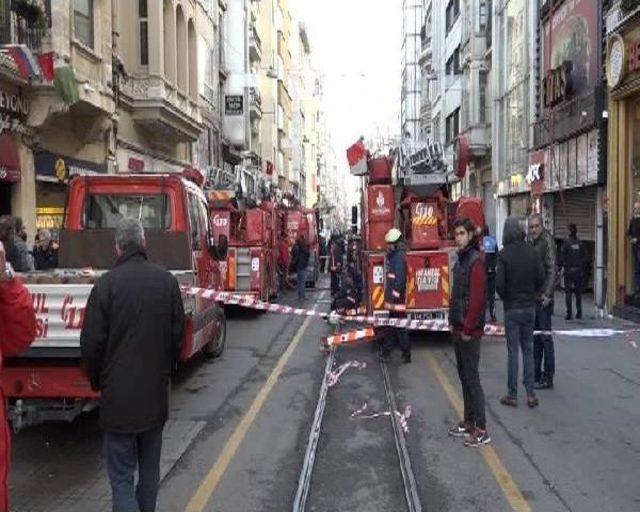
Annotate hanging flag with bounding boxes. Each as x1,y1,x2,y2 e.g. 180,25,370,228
347,139,369,176
53,57,80,105
38,52,55,82
3,44,41,79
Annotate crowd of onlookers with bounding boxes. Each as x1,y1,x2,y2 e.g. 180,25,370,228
0,216,58,273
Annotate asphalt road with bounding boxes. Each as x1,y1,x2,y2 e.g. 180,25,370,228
8,281,640,512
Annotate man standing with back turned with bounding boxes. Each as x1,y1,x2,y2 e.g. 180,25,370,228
81,217,184,512
529,213,557,390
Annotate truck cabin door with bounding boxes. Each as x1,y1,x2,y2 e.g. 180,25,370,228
187,191,217,289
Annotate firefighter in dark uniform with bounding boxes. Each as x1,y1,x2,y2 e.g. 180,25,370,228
379,228,411,363
332,261,363,311
560,223,585,320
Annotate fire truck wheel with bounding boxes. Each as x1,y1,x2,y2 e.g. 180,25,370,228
204,308,227,358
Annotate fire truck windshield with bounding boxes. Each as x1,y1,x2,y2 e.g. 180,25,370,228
82,194,172,230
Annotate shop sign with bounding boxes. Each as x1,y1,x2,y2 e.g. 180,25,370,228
34,150,107,182
225,95,243,116
128,157,145,172
542,61,572,108
607,34,626,88
0,88,29,117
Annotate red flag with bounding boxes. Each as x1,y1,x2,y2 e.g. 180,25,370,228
38,52,55,82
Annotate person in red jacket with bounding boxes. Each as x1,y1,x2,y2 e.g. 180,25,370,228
447,218,490,447
0,241,37,512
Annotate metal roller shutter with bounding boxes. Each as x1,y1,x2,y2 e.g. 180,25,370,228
553,187,596,241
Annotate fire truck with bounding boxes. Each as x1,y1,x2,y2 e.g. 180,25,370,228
2,169,228,430
348,139,484,323
208,187,280,301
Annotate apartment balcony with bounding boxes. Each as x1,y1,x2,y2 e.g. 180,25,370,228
120,76,203,142
461,124,491,157
249,87,262,120
249,24,262,63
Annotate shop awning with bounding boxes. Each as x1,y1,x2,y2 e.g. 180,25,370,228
0,134,21,183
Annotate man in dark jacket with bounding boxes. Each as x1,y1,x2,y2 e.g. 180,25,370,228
80,217,184,512
447,218,490,447
291,235,310,300
379,228,410,363
529,213,557,390
483,226,498,322
33,229,59,270
497,217,544,408
332,261,363,311
560,223,585,319
628,202,640,296
0,216,32,272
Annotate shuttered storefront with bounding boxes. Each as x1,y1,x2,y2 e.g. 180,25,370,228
553,186,597,241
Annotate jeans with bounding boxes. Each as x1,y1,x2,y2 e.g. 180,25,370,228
104,425,164,512
564,268,583,317
534,301,555,384
504,308,536,398
634,246,640,293
486,272,497,318
453,337,486,430
297,268,307,299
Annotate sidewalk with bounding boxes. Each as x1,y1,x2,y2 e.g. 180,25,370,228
495,290,638,333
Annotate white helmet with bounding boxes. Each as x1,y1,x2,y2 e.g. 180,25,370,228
385,228,402,244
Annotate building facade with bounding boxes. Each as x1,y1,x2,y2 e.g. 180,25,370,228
605,0,640,315
1,0,115,239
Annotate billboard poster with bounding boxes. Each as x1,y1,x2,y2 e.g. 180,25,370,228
542,0,599,100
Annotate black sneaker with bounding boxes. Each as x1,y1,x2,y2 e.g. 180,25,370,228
565,314,572,320
576,313,582,319
534,380,553,390
464,428,491,447
401,353,411,364
448,421,472,438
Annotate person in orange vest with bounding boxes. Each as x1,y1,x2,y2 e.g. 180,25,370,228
0,241,37,512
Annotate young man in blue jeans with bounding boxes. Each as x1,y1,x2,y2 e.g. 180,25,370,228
496,217,544,407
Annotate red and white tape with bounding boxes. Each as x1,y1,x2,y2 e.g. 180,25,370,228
350,402,412,433
183,286,505,335
183,287,639,347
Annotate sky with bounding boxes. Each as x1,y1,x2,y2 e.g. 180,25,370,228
290,0,403,200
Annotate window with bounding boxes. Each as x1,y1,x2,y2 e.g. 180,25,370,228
446,47,461,75
74,0,94,48
187,192,206,250
445,108,460,145
479,71,488,124
83,194,172,230
479,0,488,33
446,0,460,33
139,0,148,65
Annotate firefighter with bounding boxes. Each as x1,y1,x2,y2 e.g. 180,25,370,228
380,228,410,363
332,261,363,311
329,235,344,296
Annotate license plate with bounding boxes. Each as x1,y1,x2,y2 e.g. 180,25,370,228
408,311,446,321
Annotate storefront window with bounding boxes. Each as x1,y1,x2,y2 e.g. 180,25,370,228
630,99,640,206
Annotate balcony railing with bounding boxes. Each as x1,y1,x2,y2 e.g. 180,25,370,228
1,1,50,54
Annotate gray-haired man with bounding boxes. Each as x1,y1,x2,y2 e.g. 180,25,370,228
529,213,557,390
81,217,184,512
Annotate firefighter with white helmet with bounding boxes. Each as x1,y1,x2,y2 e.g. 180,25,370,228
380,227,410,363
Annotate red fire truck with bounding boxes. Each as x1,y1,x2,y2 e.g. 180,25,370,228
208,190,280,301
281,206,320,287
2,170,227,429
350,141,484,323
